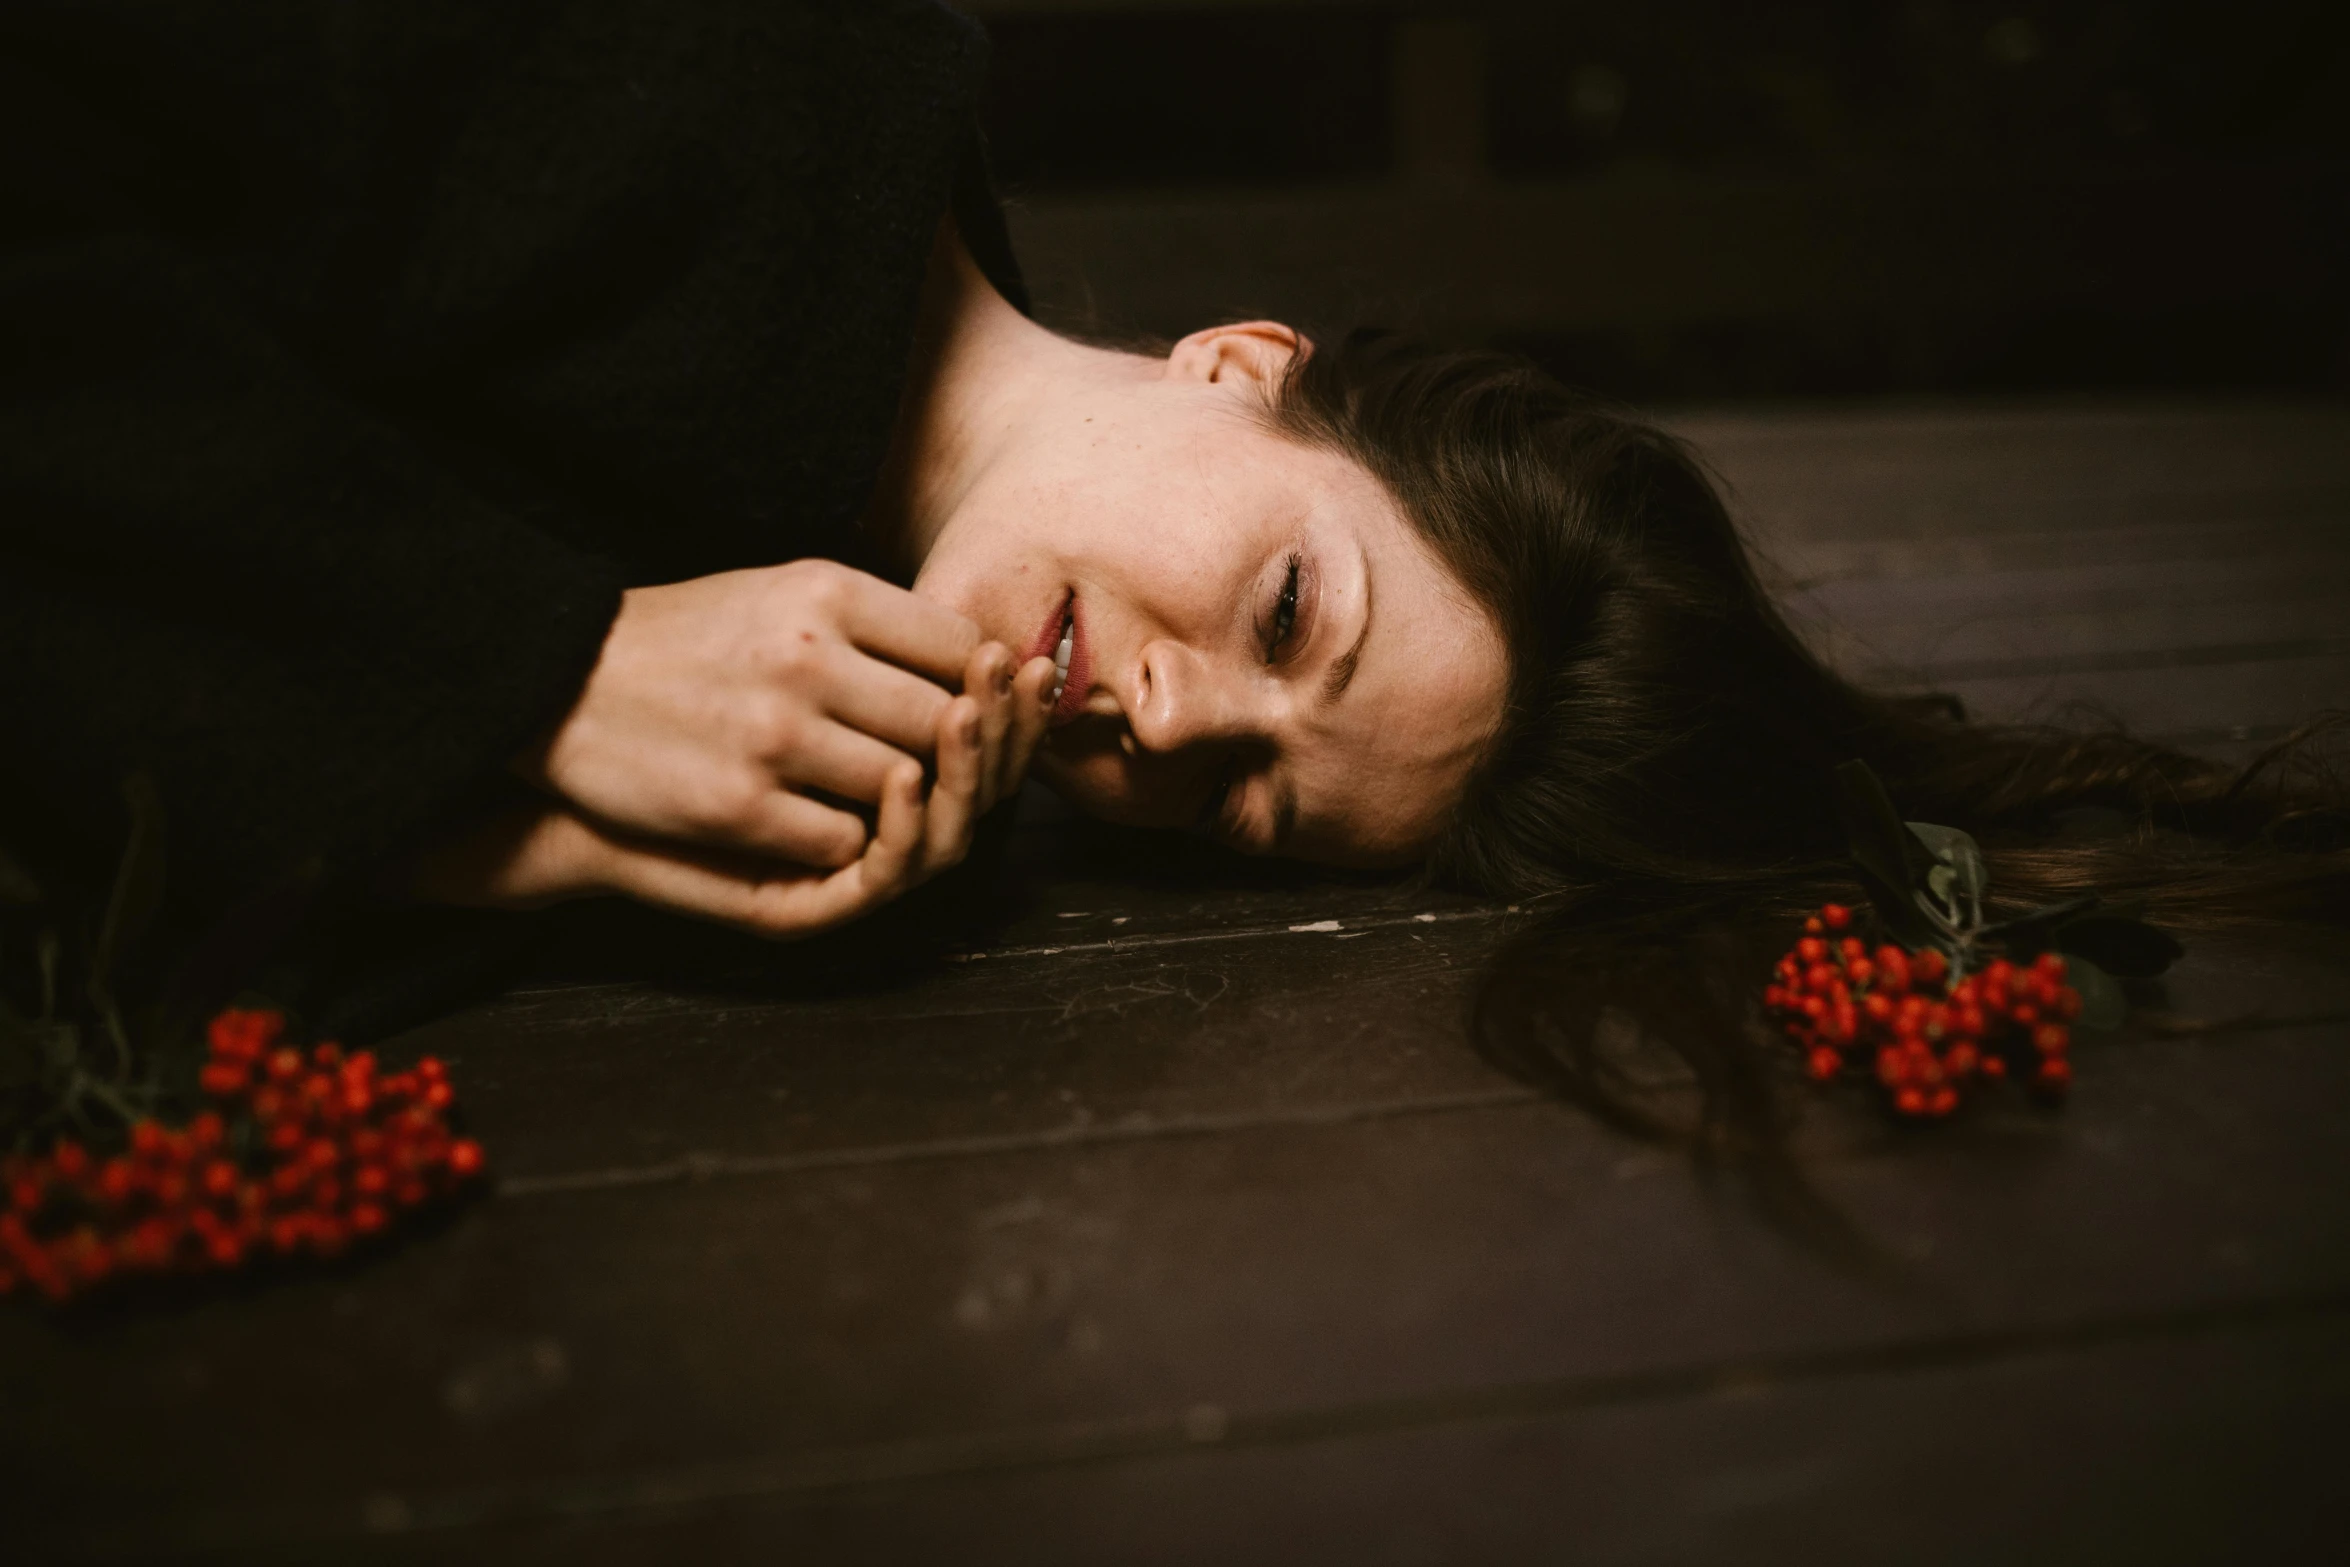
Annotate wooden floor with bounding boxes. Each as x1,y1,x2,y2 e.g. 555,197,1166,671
10,400,2349,1564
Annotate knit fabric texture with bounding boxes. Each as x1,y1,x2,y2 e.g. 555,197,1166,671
0,0,1013,975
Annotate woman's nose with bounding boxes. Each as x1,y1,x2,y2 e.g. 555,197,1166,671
1128,637,1246,754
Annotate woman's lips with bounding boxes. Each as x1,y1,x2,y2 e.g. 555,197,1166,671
1021,589,1090,727
1052,596,1091,727
1022,590,1070,668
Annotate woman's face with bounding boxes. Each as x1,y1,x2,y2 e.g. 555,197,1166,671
913,325,1507,868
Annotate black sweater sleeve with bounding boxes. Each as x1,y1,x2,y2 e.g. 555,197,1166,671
0,16,632,930
0,217,628,924
0,0,995,969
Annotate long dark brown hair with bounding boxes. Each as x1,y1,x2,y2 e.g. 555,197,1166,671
1263,329,2349,1225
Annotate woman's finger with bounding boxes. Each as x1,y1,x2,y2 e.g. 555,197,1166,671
833,569,982,684
818,641,959,754
848,754,927,900
1002,654,1057,803
675,780,869,869
593,766,921,939
767,715,923,807
922,694,983,871
962,642,1014,813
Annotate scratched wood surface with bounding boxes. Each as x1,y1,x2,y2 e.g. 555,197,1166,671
7,400,2348,1565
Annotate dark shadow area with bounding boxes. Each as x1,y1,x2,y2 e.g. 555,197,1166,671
980,0,2349,398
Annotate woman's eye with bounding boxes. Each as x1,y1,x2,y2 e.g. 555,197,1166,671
1265,554,1302,662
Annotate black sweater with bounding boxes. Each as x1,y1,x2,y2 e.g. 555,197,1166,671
0,0,1023,992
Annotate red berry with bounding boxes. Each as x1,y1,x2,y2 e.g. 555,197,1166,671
1894,1086,1927,1116
54,1140,91,1181
351,1202,388,1237
2037,1057,2073,1090
1946,1043,1979,1076
1807,1047,1841,1080
267,1046,304,1083
312,1042,344,1069
1822,904,1851,930
1847,957,1875,988
2054,987,2082,1021
2034,951,2066,977
198,1061,250,1097
189,1112,225,1150
415,1056,447,1083
423,1080,454,1112
446,1140,486,1180
1982,1054,2008,1078
90,1158,132,1207
1913,949,1949,986
200,1160,238,1200
2034,1023,2070,1055
1804,916,1825,936
1796,937,1827,965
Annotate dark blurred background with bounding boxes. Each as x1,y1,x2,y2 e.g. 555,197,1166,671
964,0,2349,399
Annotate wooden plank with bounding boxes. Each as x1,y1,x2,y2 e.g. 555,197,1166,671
1919,650,2350,737
1005,173,2339,341
438,915,1527,1183
427,921,2350,1190
559,1310,2345,1567
16,988,2350,1557
1668,403,2350,549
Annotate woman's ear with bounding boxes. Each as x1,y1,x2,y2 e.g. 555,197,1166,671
1165,321,1309,387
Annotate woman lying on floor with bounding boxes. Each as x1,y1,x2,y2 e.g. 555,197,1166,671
3,1,2341,1066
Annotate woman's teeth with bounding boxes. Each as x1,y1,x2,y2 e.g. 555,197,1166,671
1050,613,1073,706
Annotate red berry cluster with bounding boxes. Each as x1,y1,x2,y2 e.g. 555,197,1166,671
0,1008,483,1303
1763,903,2081,1118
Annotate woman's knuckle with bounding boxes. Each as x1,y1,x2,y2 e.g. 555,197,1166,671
696,773,767,836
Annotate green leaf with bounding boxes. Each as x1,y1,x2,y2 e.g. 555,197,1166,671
2053,915,2184,979
1906,821,1985,932
2065,955,2128,1031
1830,760,1940,948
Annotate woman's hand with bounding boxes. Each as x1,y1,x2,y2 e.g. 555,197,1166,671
525,560,1048,866
413,635,1055,937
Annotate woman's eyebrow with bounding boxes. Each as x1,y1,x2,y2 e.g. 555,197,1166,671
1320,552,1373,705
